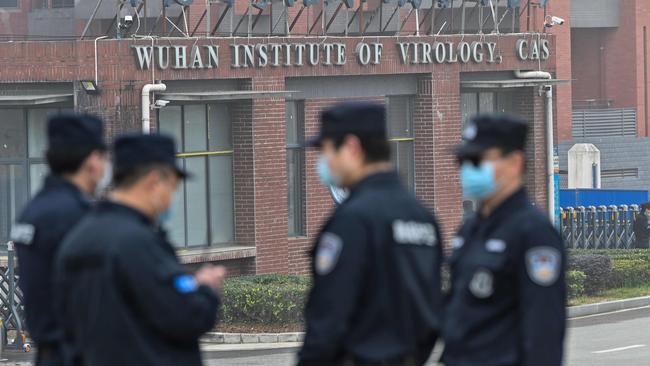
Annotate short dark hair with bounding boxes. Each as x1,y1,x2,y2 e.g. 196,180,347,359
112,163,176,189
331,134,391,164
46,145,105,176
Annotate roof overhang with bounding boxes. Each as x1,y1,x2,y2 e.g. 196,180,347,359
159,90,296,102
0,93,74,106
460,79,570,89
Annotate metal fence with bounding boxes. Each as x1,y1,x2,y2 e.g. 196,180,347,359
0,242,28,351
560,205,641,249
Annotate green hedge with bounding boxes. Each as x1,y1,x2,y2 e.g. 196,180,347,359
219,274,310,324
609,259,650,288
567,254,612,295
566,250,650,298
566,270,586,299
569,249,650,263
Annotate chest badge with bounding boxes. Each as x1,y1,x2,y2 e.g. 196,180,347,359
469,268,494,299
315,232,343,276
525,247,561,286
485,239,506,253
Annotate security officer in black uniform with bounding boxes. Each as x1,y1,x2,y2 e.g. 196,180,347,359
298,102,443,366
11,113,108,366
442,114,566,366
55,134,225,366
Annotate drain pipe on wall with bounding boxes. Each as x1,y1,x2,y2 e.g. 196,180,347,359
544,85,555,225
94,36,108,85
514,70,555,224
142,83,166,134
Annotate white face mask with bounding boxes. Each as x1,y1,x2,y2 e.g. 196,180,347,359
94,162,112,197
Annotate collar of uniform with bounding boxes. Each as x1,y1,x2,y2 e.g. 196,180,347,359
479,187,529,222
349,171,401,197
43,174,91,207
97,201,154,226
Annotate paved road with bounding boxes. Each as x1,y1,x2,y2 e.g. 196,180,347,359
5,307,650,365
566,306,650,366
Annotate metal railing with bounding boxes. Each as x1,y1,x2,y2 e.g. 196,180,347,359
560,205,640,249
0,242,28,351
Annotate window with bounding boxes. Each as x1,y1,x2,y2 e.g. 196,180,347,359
461,91,515,127
0,0,18,8
51,0,74,8
0,107,66,245
601,168,639,179
158,104,234,248
286,101,305,237
387,96,415,191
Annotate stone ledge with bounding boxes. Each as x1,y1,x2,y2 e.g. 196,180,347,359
568,296,650,318
202,332,305,344
176,246,256,264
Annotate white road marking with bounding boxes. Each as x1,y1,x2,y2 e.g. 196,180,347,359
592,345,647,354
570,305,650,320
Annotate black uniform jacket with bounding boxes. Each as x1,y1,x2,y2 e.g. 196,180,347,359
55,201,220,366
442,188,566,366
12,175,91,345
299,172,443,365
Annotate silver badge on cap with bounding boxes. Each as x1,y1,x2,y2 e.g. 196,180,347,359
463,123,478,141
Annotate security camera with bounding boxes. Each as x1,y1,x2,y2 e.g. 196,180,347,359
154,99,170,108
551,16,565,25
544,15,565,28
119,15,134,30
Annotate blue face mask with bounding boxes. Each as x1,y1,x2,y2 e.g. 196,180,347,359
460,162,497,200
317,156,340,187
158,206,173,224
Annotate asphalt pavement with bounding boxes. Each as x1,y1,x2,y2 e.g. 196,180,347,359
566,305,650,366
5,307,650,365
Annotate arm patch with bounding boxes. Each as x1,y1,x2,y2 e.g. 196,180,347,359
525,247,561,286
10,224,36,246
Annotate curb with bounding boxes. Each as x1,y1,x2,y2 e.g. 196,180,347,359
202,332,305,345
202,297,650,345
568,295,650,318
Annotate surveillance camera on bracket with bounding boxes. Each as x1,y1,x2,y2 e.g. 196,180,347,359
544,15,565,28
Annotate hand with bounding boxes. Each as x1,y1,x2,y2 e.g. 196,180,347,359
195,265,227,293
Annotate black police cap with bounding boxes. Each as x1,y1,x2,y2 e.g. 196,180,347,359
48,113,106,151
306,101,387,147
113,134,188,179
455,114,529,159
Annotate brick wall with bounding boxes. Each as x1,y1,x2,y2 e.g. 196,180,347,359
515,87,548,210
413,71,463,242
0,34,557,274
546,0,573,142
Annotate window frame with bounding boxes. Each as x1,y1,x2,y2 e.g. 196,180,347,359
0,0,19,9
286,100,306,237
0,106,70,247
386,95,416,191
158,103,236,248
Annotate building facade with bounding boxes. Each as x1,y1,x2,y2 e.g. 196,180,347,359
0,0,560,274
552,0,650,191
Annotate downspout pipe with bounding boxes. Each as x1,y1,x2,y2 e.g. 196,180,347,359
545,85,555,225
514,69,552,79
94,36,108,85
514,69,555,224
142,83,167,134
